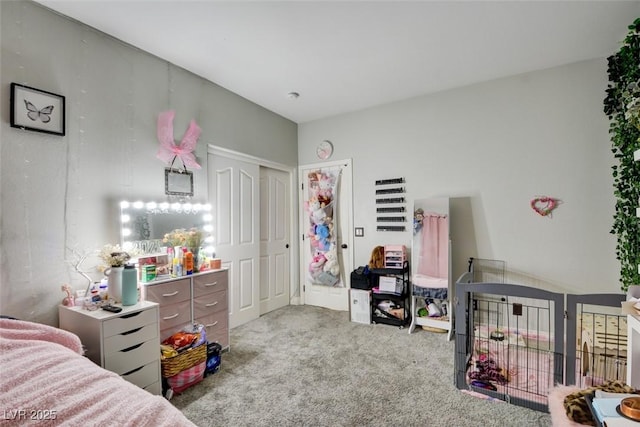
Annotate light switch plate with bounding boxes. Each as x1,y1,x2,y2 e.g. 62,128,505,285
355,227,364,237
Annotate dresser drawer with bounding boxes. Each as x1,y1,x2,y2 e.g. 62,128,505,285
104,337,159,375
144,381,162,395
193,271,228,298
121,359,160,390
102,307,158,338
143,279,191,304
197,311,228,348
205,325,229,349
158,300,191,333
193,290,228,318
104,322,158,355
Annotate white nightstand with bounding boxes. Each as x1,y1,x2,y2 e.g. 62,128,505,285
59,301,161,395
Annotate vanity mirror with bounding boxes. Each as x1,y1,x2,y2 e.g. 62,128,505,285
120,200,214,255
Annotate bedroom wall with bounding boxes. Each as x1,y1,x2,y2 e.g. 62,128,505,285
0,1,297,325
299,58,618,295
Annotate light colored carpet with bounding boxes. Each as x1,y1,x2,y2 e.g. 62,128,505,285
173,305,552,426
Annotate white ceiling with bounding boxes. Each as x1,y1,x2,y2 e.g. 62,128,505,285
35,1,640,124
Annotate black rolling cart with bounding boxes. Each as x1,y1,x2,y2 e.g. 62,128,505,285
370,261,411,328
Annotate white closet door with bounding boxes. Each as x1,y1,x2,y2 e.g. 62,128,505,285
209,154,260,328
259,167,291,314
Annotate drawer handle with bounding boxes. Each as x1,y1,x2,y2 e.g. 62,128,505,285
121,311,142,319
163,313,179,320
121,343,143,353
121,327,143,336
122,365,144,376
205,321,219,327
204,281,218,287
162,291,180,297
205,301,219,307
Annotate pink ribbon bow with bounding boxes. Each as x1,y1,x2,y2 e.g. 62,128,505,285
156,110,201,170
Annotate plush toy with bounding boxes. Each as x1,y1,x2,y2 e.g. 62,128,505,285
314,223,331,251
309,251,327,275
323,248,340,276
317,173,334,207
308,197,327,224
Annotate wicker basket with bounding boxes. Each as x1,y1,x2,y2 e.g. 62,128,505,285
161,343,207,378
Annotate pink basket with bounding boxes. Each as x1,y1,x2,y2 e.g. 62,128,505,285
166,361,206,394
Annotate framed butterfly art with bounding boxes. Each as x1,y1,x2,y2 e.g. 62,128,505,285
10,83,65,136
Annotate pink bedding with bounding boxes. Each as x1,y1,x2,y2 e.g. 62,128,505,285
0,319,195,426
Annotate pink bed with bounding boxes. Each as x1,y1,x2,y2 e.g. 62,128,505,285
0,318,195,426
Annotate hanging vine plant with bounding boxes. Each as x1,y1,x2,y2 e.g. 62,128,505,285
604,18,640,292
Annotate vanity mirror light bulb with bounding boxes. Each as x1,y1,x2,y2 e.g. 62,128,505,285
120,201,130,209
203,204,212,211
193,203,202,211
146,202,157,210
203,224,213,232
159,202,170,210
122,228,132,237
170,203,181,211
204,245,215,255
205,236,214,243
202,214,213,222
133,201,144,209
121,214,130,223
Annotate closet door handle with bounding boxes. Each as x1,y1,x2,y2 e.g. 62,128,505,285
341,244,347,249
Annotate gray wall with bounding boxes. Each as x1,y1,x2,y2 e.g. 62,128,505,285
0,1,297,325
0,1,622,327
299,59,618,294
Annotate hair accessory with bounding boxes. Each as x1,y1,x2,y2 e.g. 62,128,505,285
530,196,559,217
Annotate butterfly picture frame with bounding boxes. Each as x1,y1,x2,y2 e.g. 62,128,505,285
10,83,65,136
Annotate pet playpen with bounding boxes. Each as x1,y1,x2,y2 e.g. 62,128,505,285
454,259,627,413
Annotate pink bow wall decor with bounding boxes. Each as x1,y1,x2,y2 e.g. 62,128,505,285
156,110,201,170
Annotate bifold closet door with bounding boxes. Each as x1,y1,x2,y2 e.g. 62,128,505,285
209,154,260,329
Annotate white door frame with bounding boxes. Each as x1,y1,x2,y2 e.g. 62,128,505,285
207,145,300,306
298,158,354,306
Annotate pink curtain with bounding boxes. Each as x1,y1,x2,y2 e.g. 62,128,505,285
417,213,449,279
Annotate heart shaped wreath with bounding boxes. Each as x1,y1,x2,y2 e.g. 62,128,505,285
530,196,558,217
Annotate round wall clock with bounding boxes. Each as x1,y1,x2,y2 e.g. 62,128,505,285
316,140,334,160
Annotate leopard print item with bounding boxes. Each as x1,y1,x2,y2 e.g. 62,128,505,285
563,380,639,425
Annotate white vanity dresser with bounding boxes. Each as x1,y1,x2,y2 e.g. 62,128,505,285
59,300,162,394
141,269,229,349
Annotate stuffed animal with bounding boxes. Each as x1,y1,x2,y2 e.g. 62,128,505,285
323,248,340,276
308,197,327,224
314,223,331,251
309,251,327,275
317,173,334,207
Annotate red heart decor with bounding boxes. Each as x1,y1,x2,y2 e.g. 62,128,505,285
530,196,557,217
